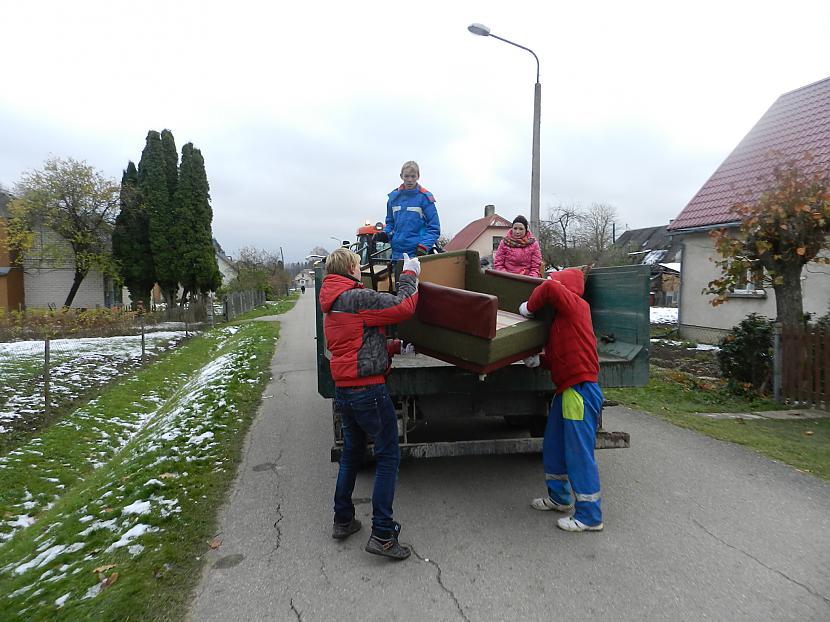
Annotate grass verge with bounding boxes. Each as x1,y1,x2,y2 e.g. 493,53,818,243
229,294,298,322
606,366,830,481
0,320,280,621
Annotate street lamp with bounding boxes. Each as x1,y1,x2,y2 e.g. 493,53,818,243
467,23,541,236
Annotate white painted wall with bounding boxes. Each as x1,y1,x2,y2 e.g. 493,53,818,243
678,231,830,342
23,226,108,309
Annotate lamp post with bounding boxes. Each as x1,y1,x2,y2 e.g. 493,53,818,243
468,23,541,236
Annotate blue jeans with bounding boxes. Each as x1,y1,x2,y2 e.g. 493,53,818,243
333,384,400,537
543,382,604,526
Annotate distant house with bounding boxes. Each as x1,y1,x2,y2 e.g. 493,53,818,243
0,190,25,311
668,75,830,343
444,205,512,266
212,238,236,284
611,225,682,307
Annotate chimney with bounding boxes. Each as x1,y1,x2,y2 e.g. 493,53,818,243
484,204,495,217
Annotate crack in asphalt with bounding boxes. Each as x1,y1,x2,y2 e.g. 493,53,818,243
410,546,470,622
289,598,303,621
691,516,830,607
319,555,330,584
270,503,283,557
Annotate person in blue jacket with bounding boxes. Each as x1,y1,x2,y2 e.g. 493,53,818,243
385,161,441,262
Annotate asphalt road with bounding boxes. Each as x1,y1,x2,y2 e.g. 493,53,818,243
188,291,830,622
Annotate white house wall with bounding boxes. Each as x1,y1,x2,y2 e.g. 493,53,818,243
23,226,108,309
679,231,830,343
24,267,107,309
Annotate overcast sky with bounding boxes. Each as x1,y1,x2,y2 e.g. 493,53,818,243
1,0,829,262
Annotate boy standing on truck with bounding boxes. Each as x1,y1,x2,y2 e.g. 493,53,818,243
519,267,604,532
384,161,440,284
319,247,421,559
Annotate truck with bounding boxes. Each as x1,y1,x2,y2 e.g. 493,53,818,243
314,233,650,461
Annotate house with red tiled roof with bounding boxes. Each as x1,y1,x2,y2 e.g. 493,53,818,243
668,76,830,343
444,205,512,266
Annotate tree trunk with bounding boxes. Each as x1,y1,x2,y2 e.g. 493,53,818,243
773,265,805,328
63,269,88,308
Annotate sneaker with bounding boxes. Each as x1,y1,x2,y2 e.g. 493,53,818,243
556,516,603,532
364,535,411,560
332,518,362,539
530,496,574,512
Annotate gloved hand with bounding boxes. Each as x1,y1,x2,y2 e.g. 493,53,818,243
401,252,421,277
519,301,534,318
401,342,416,355
416,244,429,257
522,354,541,368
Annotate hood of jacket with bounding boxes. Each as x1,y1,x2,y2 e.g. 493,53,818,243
319,273,361,312
549,268,585,297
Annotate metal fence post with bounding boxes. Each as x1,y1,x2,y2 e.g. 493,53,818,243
773,321,782,403
44,336,51,414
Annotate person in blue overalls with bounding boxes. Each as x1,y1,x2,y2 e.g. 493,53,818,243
519,266,604,532
384,160,440,285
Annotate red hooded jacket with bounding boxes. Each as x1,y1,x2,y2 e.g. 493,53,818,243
526,268,598,392
319,271,418,387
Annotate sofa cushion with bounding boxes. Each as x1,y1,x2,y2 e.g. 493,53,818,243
415,281,498,340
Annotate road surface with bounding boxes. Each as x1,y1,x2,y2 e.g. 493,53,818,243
188,291,830,621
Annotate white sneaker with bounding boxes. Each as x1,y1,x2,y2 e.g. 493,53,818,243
530,497,574,512
556,516,604,532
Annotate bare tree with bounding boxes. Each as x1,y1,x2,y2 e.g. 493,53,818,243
577,203,618,262
538,204,581,268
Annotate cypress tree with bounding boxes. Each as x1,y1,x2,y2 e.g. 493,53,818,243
176,142,221,297
112,161,156,309
139,130,179,305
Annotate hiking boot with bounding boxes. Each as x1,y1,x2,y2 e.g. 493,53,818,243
332,518,362,539
531,496,574,512
556,516,604,532
364,535,411,560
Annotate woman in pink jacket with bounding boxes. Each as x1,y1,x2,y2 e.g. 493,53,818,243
493,215,542,278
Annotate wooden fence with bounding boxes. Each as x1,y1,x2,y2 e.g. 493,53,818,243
776,325,830,408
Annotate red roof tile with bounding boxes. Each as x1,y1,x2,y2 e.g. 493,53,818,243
669,76,830,231
444,214,512,250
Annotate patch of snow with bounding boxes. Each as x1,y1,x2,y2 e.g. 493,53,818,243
122,500,151,515
55,593,70,607
650,307,678,325
187,431,214,444
127,544,144,556
105,523,159,552
692,343,720,351
14,542,84,575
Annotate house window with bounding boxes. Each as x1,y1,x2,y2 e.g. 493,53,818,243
729,266,766,299
492,236,503,251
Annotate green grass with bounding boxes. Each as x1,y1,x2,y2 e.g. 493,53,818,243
229,294,298,322
606,366,830,481
0,321,280,621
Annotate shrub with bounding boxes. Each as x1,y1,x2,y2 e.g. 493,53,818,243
718,313,773,394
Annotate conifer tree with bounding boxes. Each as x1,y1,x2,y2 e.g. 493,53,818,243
176,142,221,297
112,161,155,309
139,130,179,305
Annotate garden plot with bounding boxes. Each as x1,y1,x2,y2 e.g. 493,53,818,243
0,331,190,436
0,323,276,620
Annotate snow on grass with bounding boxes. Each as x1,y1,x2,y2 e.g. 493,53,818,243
0,322,276,618
650,307,678,325
0,331,190,434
